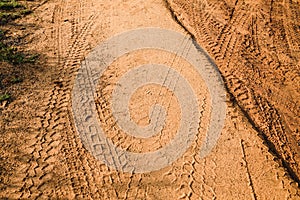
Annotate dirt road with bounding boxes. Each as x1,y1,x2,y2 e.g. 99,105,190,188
0,0,299,199
166,0,300,183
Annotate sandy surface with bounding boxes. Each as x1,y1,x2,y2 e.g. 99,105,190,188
166,0,300,184
0,0,299,199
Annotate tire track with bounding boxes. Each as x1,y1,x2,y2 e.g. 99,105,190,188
240,140,257,200
25,0,105,198
51,1,101,198
1,0,300,199
166,0,300,184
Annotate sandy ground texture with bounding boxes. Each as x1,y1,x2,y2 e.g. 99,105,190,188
166,0,300,183
0,0,299,199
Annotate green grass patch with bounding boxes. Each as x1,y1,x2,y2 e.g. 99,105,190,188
0,0,24,10
0,0,37,105
0,0,30,25
0,12,20,24
0,1,38,65
11,77,22,83
0,94,11,102
0,40,39,64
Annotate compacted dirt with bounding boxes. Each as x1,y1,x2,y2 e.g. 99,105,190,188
0,0,299,199
166,0,300,183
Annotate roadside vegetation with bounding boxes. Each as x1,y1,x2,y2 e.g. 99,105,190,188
0,0,37,104
0,0,31,24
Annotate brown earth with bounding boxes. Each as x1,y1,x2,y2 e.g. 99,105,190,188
165,0,300,183
0,0,299,199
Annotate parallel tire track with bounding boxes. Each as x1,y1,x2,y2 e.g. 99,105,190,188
166,0,300,184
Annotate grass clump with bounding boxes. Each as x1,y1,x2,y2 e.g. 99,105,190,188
0,94,11,102
0,0,38,106
0,12,20,23
0,31,39,65
0,0,30,25
0,0,23,9
0,0,23,10
11,77,22,83
0,0,39,106
0,1,38,65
